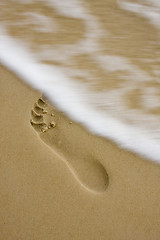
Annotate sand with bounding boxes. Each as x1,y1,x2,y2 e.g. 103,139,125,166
1,0,160,238
1,64,160,239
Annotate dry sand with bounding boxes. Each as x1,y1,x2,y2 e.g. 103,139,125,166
0,64,160,239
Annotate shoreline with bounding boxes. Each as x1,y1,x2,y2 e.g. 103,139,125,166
1,64,160,239
1,0,160,165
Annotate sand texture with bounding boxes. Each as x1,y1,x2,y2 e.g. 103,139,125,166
1,0,160,238
1,65,160,239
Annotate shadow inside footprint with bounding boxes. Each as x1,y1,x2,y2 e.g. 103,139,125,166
73,157,109,192
30,97,109,193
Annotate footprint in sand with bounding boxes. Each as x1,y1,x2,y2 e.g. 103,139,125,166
30,97,109,193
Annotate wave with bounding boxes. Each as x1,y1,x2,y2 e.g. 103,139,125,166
0,0,160,163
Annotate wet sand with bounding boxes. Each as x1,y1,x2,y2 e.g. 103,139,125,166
0,65,160,239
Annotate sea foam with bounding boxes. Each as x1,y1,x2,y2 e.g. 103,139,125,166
0,0,160,164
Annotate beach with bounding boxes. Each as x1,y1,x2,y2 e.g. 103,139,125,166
1,65,160,239
1,0,160,239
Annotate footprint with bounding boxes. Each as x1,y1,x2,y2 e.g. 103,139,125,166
30,97,109,193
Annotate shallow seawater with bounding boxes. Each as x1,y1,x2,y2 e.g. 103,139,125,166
0,0,160,163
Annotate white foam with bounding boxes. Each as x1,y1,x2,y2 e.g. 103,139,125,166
46,0,88,19
117,0,160,29
0,31,160,164
22,12,58,33
1,0,160,164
